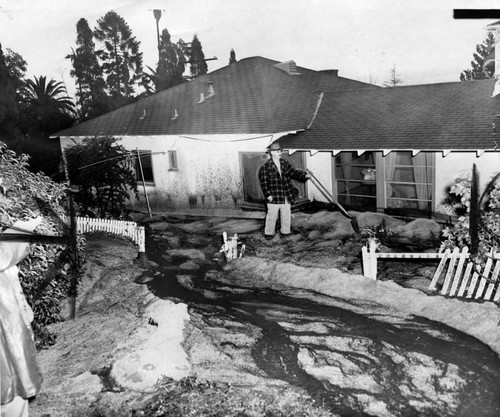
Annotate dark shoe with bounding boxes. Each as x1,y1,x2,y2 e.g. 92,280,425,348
264,234,274,240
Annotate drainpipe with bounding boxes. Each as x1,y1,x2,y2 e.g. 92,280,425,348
136,148,152,217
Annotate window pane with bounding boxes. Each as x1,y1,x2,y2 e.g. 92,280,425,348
136,150,154,183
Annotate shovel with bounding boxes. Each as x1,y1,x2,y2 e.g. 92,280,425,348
306,169,353,219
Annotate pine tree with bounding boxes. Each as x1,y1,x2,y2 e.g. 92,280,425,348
229,48,237,64
93,11,143,107
155,28,185,91
188,35,208,78
67,18,108,120
460,32,495,81
0,43,22,147
384,64,403,87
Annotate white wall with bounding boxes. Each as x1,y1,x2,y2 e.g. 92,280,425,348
303,151,333,203
60,132,295,209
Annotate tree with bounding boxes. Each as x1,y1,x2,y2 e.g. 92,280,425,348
384,64,403,87
67,18,109,121
142,28,185,94
22,75,75,135
64,135,139,218
93,11,143,108
229,48,237,64
460,32,495,81
0,44,23,149
5,48,27,102
188,34,208,78
156,28,186,91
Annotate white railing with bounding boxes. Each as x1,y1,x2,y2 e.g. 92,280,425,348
362,243,500,302
61,215,145,253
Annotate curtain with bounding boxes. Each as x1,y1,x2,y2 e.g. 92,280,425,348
413,153,433,211
340,152,353,204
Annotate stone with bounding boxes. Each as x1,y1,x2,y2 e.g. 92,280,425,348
211,219,263,234
165,248,206,260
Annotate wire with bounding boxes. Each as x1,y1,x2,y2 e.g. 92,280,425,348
179,134,274,143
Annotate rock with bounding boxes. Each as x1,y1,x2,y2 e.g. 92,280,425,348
174,221,211,234
149,221,170,231
165,248,206,260
141,215,166,224
392,218,442,241
211,219,263,234
307,230,322,240
179,260,201,270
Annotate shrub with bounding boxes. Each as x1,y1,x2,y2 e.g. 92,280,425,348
0,141,83,348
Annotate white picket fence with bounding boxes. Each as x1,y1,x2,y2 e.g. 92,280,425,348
362,243,500,302
61,215,145,253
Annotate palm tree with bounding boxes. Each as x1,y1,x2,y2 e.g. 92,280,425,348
23,76,75,115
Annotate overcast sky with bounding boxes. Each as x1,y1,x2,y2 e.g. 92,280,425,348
1,0,499,97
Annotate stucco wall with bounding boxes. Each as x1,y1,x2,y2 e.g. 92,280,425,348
303,151,333,203
60,133,294,211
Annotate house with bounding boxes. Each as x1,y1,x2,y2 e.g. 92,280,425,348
276,78,500,219
53,57,374,212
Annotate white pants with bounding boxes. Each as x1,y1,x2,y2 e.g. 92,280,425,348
1,397,28,417
264,203,291,235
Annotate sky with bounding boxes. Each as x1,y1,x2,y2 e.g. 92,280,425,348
1,0,499,98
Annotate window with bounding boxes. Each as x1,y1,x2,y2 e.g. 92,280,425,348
135,150,154,183
335,152,377,211
384,152,434,214
168,150,178,171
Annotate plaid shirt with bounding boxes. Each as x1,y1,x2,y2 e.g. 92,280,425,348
259,158,308,204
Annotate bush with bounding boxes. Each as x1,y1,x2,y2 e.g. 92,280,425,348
441,174,500,266
0,141,84,348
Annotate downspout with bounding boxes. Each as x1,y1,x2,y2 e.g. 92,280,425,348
306,92,324,130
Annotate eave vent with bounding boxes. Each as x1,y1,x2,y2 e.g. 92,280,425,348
274,60,301,75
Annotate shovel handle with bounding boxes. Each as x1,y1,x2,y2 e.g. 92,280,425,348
307,169,353,219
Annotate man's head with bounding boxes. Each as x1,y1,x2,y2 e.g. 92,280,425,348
267,142,283,158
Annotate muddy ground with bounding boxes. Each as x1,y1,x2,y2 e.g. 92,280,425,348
27,213,500,417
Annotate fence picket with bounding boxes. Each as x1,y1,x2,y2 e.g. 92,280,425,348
457,263,473,297
441,248,460,295
449,247,469,296
428,249,451,291
474,257,493,299
484,259,500,300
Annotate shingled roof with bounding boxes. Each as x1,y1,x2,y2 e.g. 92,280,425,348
54,57,373,137
278,79,500,151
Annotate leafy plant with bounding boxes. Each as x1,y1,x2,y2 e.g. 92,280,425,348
65,135,139,218
441,171,500,267
0,141,83,348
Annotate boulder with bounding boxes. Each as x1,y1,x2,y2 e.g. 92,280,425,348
391,218,442,241
211,219,263,234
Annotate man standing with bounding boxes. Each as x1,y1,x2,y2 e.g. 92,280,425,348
259,142,310,239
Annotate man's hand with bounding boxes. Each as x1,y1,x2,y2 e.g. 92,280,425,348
305,173,311,180
267,196,273,202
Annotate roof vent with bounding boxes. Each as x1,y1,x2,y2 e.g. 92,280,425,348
320,69,339,76
172,109,179,120
206,82,215,98
197,93,205,104
274,60,301,75
139,109,146,120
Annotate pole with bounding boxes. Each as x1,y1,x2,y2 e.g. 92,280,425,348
306,169,352,219
153,9,162,61
136,148,152,217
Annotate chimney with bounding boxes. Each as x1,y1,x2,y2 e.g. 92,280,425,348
197,93,205,104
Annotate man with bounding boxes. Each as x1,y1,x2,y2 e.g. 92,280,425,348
258,142,310,239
